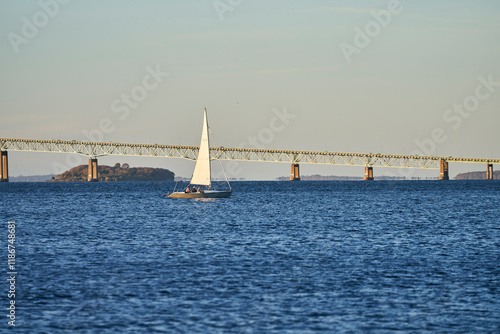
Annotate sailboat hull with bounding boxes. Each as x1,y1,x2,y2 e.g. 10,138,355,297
168,191,232,199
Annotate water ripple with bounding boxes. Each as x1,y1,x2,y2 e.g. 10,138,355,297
0,181,499,333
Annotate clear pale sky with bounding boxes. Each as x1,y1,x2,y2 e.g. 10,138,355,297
1,0,499,179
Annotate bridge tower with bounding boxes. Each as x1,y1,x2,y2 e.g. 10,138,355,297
439,160,449,180
487,164,494,180
0,151,8,182
364,166,374,181
290,163,300,181
88,158,98,182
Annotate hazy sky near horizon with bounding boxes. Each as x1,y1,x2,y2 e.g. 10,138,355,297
1,0,499,179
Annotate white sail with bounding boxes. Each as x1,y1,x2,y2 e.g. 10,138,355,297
190,108,211,186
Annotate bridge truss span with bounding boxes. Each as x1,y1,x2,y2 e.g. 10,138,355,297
1,138,499,168
1,138,499,181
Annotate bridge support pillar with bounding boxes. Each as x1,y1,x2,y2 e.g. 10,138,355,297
88,158,98,182
290,164,300,181
439,160,449,180
364,167,374,181
0,151,8,182
487,164,494,180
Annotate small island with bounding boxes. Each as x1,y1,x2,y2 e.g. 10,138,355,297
54,163,175,182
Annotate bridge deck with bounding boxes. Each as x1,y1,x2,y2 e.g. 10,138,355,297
1,138,499,169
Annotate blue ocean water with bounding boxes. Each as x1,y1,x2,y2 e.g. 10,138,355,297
1,181,499,333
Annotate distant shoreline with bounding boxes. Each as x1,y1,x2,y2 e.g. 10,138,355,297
6,172,497,183
6,168,497,182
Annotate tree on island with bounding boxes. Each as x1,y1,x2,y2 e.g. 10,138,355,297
54,164,174,182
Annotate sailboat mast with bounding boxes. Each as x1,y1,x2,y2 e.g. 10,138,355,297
205,108,212,187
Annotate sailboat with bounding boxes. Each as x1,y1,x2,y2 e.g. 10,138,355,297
168,108,232,199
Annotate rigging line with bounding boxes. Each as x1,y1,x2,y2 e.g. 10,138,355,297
208,127,232,190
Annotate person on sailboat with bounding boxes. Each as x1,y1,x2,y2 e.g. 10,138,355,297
192,187,197,193
185,186,191,193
